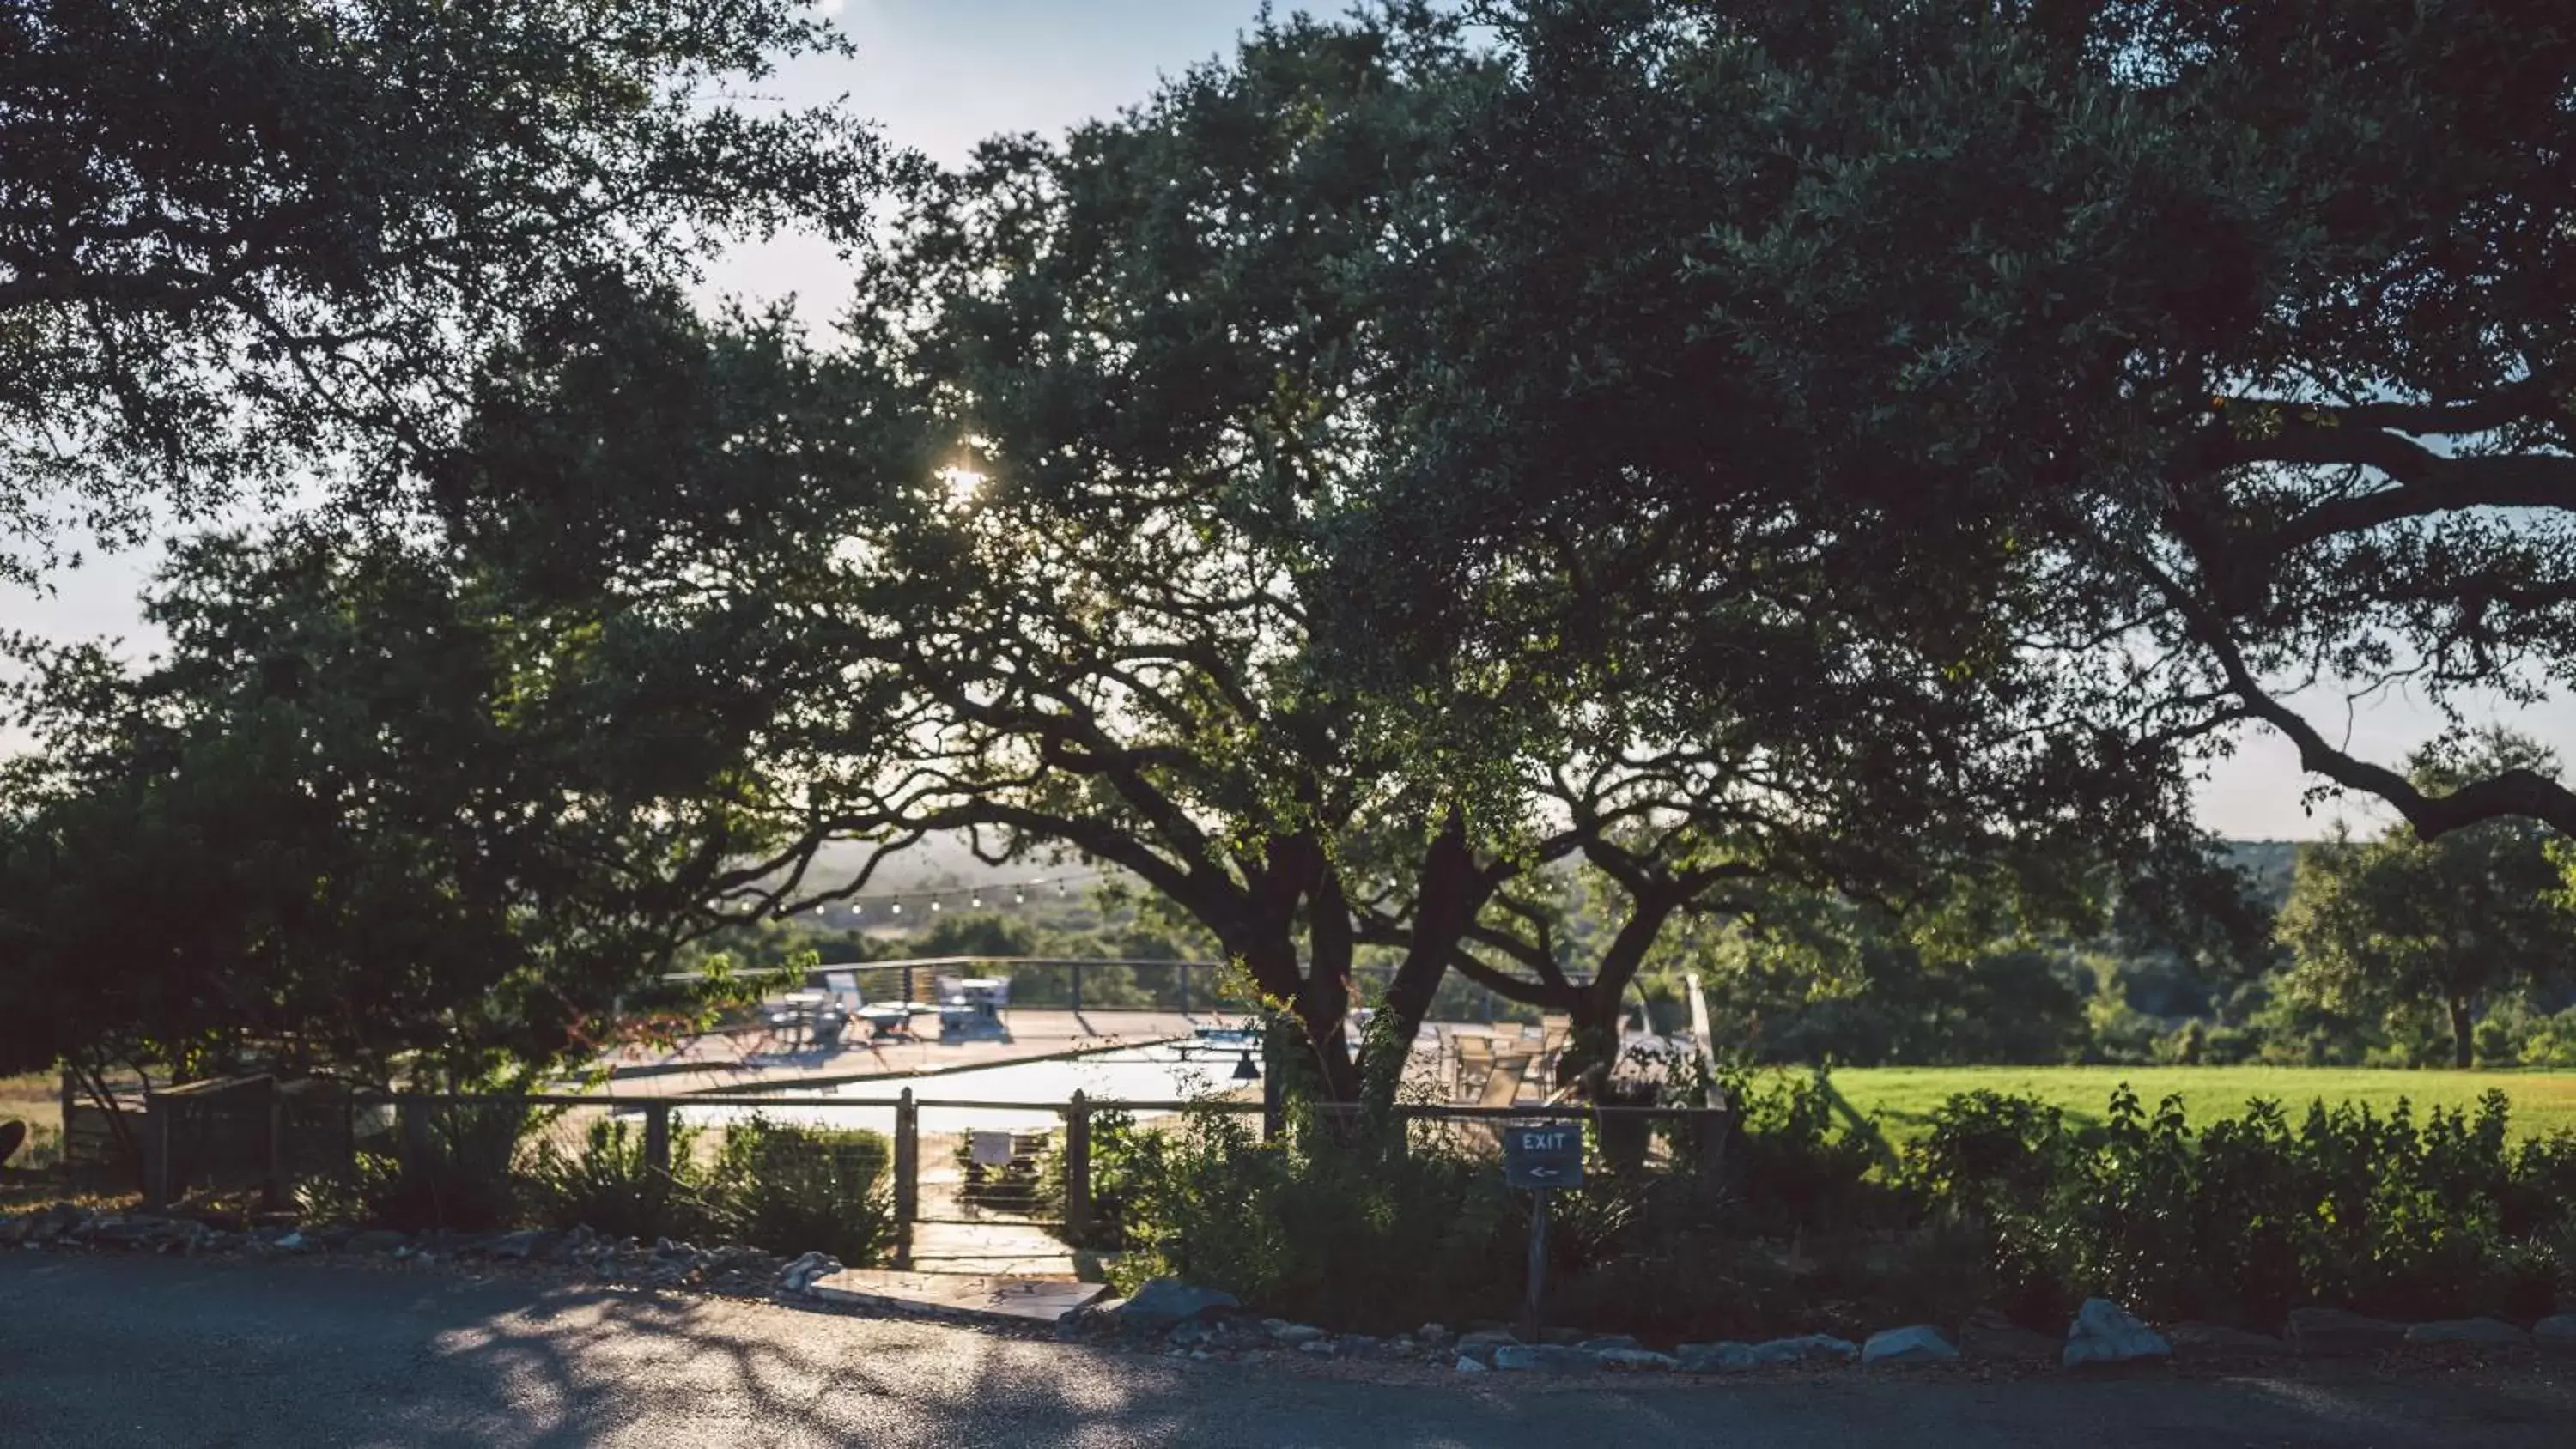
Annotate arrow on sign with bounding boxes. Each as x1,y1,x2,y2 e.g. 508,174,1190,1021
1521,1165,1568,1181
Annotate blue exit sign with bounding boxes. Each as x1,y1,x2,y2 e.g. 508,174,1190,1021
1502,1125,1584,1188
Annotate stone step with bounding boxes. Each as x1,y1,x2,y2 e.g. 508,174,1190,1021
809,1268,1107,1325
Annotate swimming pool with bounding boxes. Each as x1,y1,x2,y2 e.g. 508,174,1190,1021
677,1038,1259,1137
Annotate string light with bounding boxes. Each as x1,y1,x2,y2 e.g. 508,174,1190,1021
789,870,1105,922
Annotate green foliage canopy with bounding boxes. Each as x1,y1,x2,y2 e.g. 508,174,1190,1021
0,0,883,579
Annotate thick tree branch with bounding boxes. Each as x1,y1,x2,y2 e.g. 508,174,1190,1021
2142,548,2576,841
2214,418,2576,556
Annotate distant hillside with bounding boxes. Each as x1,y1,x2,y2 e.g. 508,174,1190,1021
803,834,1115,895
787,834,2316,919
2220,840,2303,913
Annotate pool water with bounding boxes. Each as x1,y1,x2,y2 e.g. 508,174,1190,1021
679,1040,1258,1137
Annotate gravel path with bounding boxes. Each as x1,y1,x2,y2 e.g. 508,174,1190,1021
2,1254,2570,1448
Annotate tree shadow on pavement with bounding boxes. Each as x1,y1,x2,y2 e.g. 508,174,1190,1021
1,1256,2571,1449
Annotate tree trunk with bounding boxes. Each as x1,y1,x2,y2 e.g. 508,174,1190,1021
2448,994,2476,1069
1562,890,1680,1099
1297,863,1363,1105
1364,811,1492,1107
1212,832,1362,1103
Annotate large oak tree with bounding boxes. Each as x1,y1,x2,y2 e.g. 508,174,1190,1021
432,12,2208,1101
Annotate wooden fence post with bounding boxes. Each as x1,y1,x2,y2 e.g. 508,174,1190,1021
140,1093,173,1210
262,1094,286,1210
1689,1107,1729,1192
642,1101,671,1179
1177,964,1191,1016
1064,1090,1092,1245
893,1088,918,1270
1070,960,1084,1016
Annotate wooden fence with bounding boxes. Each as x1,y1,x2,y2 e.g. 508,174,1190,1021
140,1086,1730,1270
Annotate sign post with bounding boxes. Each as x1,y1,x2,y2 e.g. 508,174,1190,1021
1502,1124,1584,1333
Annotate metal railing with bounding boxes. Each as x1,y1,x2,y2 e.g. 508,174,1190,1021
665,956,1553,1026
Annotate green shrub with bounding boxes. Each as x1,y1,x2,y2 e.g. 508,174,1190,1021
301,1099,543,1233
1109,1101,1526,1333
1900,1085,2576,1329
704,1116,893,1266
1078,1070,2576,1338
523,1116,713,1243
1040,1106,1148,1250
1713,1067,1899,1236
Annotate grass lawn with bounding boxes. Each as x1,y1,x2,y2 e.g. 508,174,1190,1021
0,1072,60,1134
1812,1065,2576,1143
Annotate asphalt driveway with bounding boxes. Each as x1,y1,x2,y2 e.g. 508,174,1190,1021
1,1254,2569,1448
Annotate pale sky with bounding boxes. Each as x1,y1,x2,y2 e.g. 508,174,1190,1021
2,0,2562,840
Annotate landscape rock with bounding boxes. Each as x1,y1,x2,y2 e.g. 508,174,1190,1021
775,1251,842,1293
1455,1355,1489,1373
1676,1342,1758,1373
1595,1347,1680,1372
28,1204,91,1243
2533,1315,2576,1349
2165,1322,2290,1361
1747,1334,1860,1367
550,1225,604,1261
2063,1299,2172,1367
1267,1321,1329,1346
1298,1339,1339,1358
2404,1318,2527,1346
1492,1343,1602,1374
82,1215,212,1252
2287,1307,2406,1355
1168,1319,1223,1349
1452,1329,1517,1366
1862,1325,1959,1366
1537,1326,1592,1347
483,1228,552,1261
1113,1279,1241,1329
1576,1334,1643,1354
1418,1323,1454,1349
